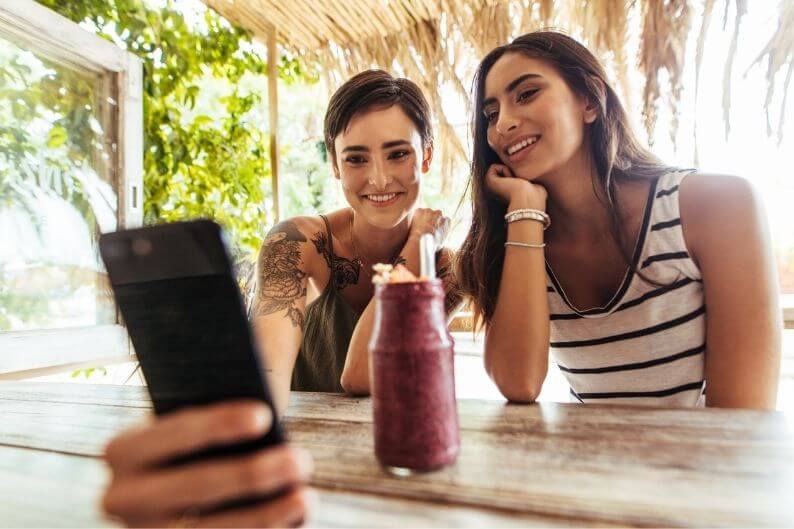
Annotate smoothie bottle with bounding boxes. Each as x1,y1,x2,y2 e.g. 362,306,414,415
368,274,460,474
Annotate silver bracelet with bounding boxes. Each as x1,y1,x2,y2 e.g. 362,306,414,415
504,208,550,230
505,241,546,248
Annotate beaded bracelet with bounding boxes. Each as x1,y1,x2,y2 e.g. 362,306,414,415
504,208,551,230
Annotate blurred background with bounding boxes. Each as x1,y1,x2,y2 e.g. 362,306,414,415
1,0,791,405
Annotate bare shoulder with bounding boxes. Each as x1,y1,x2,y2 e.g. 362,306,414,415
260,216,327,274
264,216,324,243
679,172,759,206
679,172,766,260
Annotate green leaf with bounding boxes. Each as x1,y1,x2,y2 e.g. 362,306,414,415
192,115,213,127
47,125,68,148
39,0,316,270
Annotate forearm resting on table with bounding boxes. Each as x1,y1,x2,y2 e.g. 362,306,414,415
252,317,301,417
484,219,549,403
341,302,376,395
341,236,423,395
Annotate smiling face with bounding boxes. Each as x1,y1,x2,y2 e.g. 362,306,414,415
332,104,431,229
482,52,597,183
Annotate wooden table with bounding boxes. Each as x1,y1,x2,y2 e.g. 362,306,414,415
1,382,793,527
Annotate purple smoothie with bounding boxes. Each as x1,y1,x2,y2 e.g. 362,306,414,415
369,279,460,473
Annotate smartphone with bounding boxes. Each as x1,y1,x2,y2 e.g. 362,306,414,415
100,220,284,462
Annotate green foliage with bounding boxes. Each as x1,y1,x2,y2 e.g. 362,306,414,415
0,35,114,331
2,0,319,332
71,367,108,379
37,0,317,258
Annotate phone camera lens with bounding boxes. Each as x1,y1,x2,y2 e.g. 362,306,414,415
132,238,152,256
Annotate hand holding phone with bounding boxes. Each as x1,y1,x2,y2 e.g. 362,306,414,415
101,400,314,527
99,220,312,526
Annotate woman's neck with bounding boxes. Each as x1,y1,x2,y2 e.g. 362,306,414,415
350,209,412,264
542,147,613,243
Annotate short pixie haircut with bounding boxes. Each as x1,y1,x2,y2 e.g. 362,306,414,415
323,69,433,164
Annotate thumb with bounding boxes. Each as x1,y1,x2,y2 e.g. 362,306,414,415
493,164,515,178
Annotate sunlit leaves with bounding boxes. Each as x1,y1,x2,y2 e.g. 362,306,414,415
37,0,316,264
46,125,67,148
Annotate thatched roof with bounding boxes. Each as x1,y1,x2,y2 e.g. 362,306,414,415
203,0,793,191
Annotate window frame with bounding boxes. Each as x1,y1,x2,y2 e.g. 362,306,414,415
0,0,143,379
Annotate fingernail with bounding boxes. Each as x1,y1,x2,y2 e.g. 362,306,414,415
252,405,271,431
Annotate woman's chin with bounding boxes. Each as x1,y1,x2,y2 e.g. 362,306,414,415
356,208,410,230
511,168,543,182
510,160,554,183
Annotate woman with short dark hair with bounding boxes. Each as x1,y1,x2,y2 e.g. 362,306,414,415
251,69,460,412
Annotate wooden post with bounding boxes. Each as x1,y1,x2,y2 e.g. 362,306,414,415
267,26,280,222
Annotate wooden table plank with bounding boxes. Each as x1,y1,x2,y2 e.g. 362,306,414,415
1,382,793,527
3,382,790,443
0,446,585,528
0,447,109,528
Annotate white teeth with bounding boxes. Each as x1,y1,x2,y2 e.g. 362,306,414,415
507,136,539,155
367,193,398,203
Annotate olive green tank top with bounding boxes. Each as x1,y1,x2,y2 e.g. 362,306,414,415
290,215,361,392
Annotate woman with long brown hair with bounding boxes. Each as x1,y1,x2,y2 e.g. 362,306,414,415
456,31,781,409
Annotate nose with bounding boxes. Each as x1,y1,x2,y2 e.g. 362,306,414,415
368,158,393,191
495,106,520,136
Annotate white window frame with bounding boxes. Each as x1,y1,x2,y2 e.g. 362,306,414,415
0,0,143,379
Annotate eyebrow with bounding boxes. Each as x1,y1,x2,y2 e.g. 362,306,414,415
341,139,412,153
482,73,543,108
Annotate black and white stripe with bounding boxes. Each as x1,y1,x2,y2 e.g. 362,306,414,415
550,305,705,348
558,344,705,374
570,380,704,401
651,218,681,231
656,185,679,198
641,251,690,269
550,277,699,320
546,169,706,408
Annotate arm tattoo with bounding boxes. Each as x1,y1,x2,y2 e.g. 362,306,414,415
255,221,307,329
392,255,407,267
311,231,361,290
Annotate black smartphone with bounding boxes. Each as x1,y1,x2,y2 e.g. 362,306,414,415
100,219,284,462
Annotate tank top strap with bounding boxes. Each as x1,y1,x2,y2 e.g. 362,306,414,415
319,214,334,253
644,168,701,281
318,214,336,289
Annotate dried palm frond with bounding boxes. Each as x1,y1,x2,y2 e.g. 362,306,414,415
452,1,512,57
577,0,633,108
693,0,717,164
722,0,748,138
201,0,788,179
749,0,794,142
539,0,555,23
639,0,692,145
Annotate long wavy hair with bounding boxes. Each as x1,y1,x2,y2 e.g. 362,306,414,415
456,30,673,328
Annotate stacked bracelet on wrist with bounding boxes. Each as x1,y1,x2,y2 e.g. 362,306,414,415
504,241,545,249
504,208,550,230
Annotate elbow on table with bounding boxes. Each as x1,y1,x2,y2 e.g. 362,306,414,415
485,348,546,403
495,378,541,403
340,372,371,397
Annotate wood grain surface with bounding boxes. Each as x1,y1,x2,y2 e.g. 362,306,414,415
1,382,792,527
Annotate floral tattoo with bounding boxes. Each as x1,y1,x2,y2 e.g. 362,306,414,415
254,221,307,329
311,231,360,290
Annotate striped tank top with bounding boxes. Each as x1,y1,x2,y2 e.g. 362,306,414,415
547,169,706,407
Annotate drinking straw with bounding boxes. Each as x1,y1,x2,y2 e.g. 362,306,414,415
420,233,436,279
